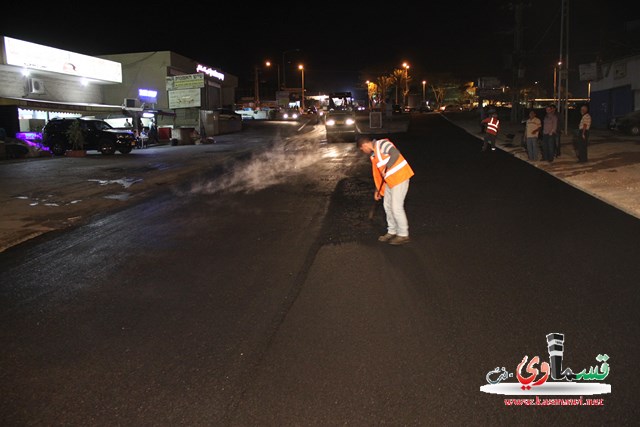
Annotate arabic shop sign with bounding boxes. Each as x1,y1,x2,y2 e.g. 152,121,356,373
196,64,224,81
165,74,205,90
168,88,201,109
480,333,611,396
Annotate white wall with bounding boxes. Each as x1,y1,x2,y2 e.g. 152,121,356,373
591,55,640,92
0,69,104,103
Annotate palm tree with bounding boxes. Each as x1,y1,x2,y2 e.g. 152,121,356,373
376,75,394,108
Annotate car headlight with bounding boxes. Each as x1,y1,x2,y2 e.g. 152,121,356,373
326,119,336,126
283,113,289,119
345,118,355,125
292,114,298,119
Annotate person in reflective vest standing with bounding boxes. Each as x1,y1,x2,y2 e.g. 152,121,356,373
480,110,500,151
357,136,415,245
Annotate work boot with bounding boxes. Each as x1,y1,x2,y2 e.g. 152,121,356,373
378,233,396,242
389,235,410,245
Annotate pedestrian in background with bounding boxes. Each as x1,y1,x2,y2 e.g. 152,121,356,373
357,135,414,245
576,104,592,163
147,120,158,146
480,110,500,151
523,109,541,161
542,104,558,162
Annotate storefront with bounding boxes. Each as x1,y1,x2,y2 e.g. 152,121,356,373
0,36,239,151
97,51,239,142
0,36,128,144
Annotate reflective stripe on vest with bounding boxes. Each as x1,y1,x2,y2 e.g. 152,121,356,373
486,118,499,135
375,139,391,168
385,159,408,179
373,139,414,189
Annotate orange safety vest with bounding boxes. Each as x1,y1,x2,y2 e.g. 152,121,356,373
485,117,500,135
370,138,414,196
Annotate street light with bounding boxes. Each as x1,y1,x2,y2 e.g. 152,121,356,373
298,64,305,111
422,80,426,102
553,61,561,105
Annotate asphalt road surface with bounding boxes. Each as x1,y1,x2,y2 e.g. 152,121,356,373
1,114,639,425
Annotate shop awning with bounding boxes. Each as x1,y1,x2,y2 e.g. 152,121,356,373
0,96,126,114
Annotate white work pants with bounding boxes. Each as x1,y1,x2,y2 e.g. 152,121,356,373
383,179,410,237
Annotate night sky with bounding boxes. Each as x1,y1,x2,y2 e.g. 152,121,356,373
3,1,640,97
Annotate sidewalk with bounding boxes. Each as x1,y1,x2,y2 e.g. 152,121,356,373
445,112,640,220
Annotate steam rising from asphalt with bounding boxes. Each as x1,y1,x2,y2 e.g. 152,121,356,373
190,137,323,194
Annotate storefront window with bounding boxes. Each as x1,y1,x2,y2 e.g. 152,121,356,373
18,108,80,132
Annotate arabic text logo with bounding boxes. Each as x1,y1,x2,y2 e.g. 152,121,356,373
480,333,611,396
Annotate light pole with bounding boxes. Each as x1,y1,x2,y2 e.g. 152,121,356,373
298,64,305,111
282,48,300,88
553,61,561,105
402,62,410,106
422,80,426,103
254,66,260,108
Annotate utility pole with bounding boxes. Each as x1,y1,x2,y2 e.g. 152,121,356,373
510,1,525,123
254,66,260,107
557,0,570,155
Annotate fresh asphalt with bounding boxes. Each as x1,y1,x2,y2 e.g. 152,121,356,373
1,114,638,425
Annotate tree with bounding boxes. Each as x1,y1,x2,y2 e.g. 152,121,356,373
376,75,394,108
66,120,84,151
431,85,446,108
458,81,476,105
427,72,459,108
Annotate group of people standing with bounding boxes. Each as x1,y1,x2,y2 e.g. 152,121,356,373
522,103,591,163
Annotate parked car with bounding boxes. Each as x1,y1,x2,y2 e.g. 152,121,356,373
441,104,463,113
214,108,242,121
42,117,137,156
612,111,640,136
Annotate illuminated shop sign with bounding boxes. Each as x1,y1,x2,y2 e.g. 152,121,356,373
3,36,122,83
196,64,224,81
166,74,205,90
138,88,158,100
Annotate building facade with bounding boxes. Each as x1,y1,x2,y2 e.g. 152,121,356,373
0,36,239,147
0,35,126,144
588,54,640,129
98,51,239,138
